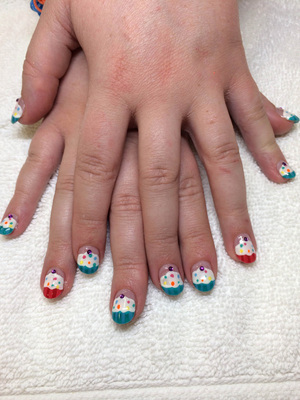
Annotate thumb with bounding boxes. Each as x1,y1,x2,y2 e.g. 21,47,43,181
12,0,78,125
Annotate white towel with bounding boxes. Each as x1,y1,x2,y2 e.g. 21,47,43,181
0,0,299,399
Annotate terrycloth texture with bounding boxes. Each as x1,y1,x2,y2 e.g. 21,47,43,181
0,0,299,398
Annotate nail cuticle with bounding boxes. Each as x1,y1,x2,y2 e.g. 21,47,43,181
191,261,215,293
77,245,100,274
43,269,64,299
277,161,296,180
159,264,184,296
112,289,136,325
11,98,25,124
234,234,256,264
0,214,18,235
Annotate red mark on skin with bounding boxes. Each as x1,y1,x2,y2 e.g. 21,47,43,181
108,53,132,94
156,6,161,11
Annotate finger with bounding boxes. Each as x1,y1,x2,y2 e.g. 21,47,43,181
72,91,130,275
226,74,296,182
12,0,78,125
179,136,217,292
109,131,148,324
0,123,63,237
189,93,257,264
260,92,299,136
41,135,78,299
137,105,184,295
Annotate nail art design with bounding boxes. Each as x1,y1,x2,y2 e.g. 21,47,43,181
0,214,17,235
43,269,64,299
277,108,299,123
11,98,25,124
278,161,296,179
192,262,215,292
235,234,256,263
77,247,100,274
159,265,184,296
112,293,135,325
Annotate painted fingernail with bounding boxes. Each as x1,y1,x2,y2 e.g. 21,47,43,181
0,214,17,235
11,98,25,124
77,246,100,274
277,161,296,180
276,107,299,123
192,261,215,293
112,289,136,325
43,269,64,299
159,264,184,296
234,234,256,263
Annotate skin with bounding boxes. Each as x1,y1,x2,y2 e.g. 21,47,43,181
3,50,296,322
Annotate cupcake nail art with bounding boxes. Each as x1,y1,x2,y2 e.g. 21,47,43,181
43,269,64,299
77,246,100,274
276,108,299,123
192,261,215,292
0,214,17,235
159,264,184,296
11,98,25,124
112,291,136,325
278,161,296,179
234,234,256,263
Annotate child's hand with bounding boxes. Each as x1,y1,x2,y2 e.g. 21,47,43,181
13,0,298,274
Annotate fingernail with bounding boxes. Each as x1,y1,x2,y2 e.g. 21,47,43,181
277,161,296,180
43,269,64,299
191,261,215,293
276,107,299,124
77,246,100,274
112,289,136,325
0,214,17,235
234,234,256,263
11,98,25,124
159,264,184,296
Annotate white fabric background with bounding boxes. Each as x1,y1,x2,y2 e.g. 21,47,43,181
0,0,299,399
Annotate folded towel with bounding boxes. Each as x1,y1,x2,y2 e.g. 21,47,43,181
0,0,299,398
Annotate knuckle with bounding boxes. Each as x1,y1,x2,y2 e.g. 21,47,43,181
111,193,141,214
243,101,266,126
179,173,202,201
206,140,241,166
141,164,179,189
23,58,42,80
55,174,74,195
27,145,57,173
114,260,145,274
76,149,118,184
147,228,178,248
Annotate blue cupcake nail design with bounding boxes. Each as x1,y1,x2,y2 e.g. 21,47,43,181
77,249,99,274
279,161,296,180
0,214,17,235
279,108,299,124
192,265,215,292
112,293,135,325
11,98,25,124
160,265,184,296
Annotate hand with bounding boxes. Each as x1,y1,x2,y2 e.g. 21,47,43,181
11,0,298,282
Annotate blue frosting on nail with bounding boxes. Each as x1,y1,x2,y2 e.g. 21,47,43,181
112,311,135,325
77,263,99,274
282,171,296,179
162,284,184,296
194,280,215,293
0,226,14,236
11,115,19,124
289,115,299,123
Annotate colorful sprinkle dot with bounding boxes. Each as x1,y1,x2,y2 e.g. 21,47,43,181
171,281,175,286
133,304,135,307
164,281,167,285
170,274,174,277
117,305,120,310
83,255,86,259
